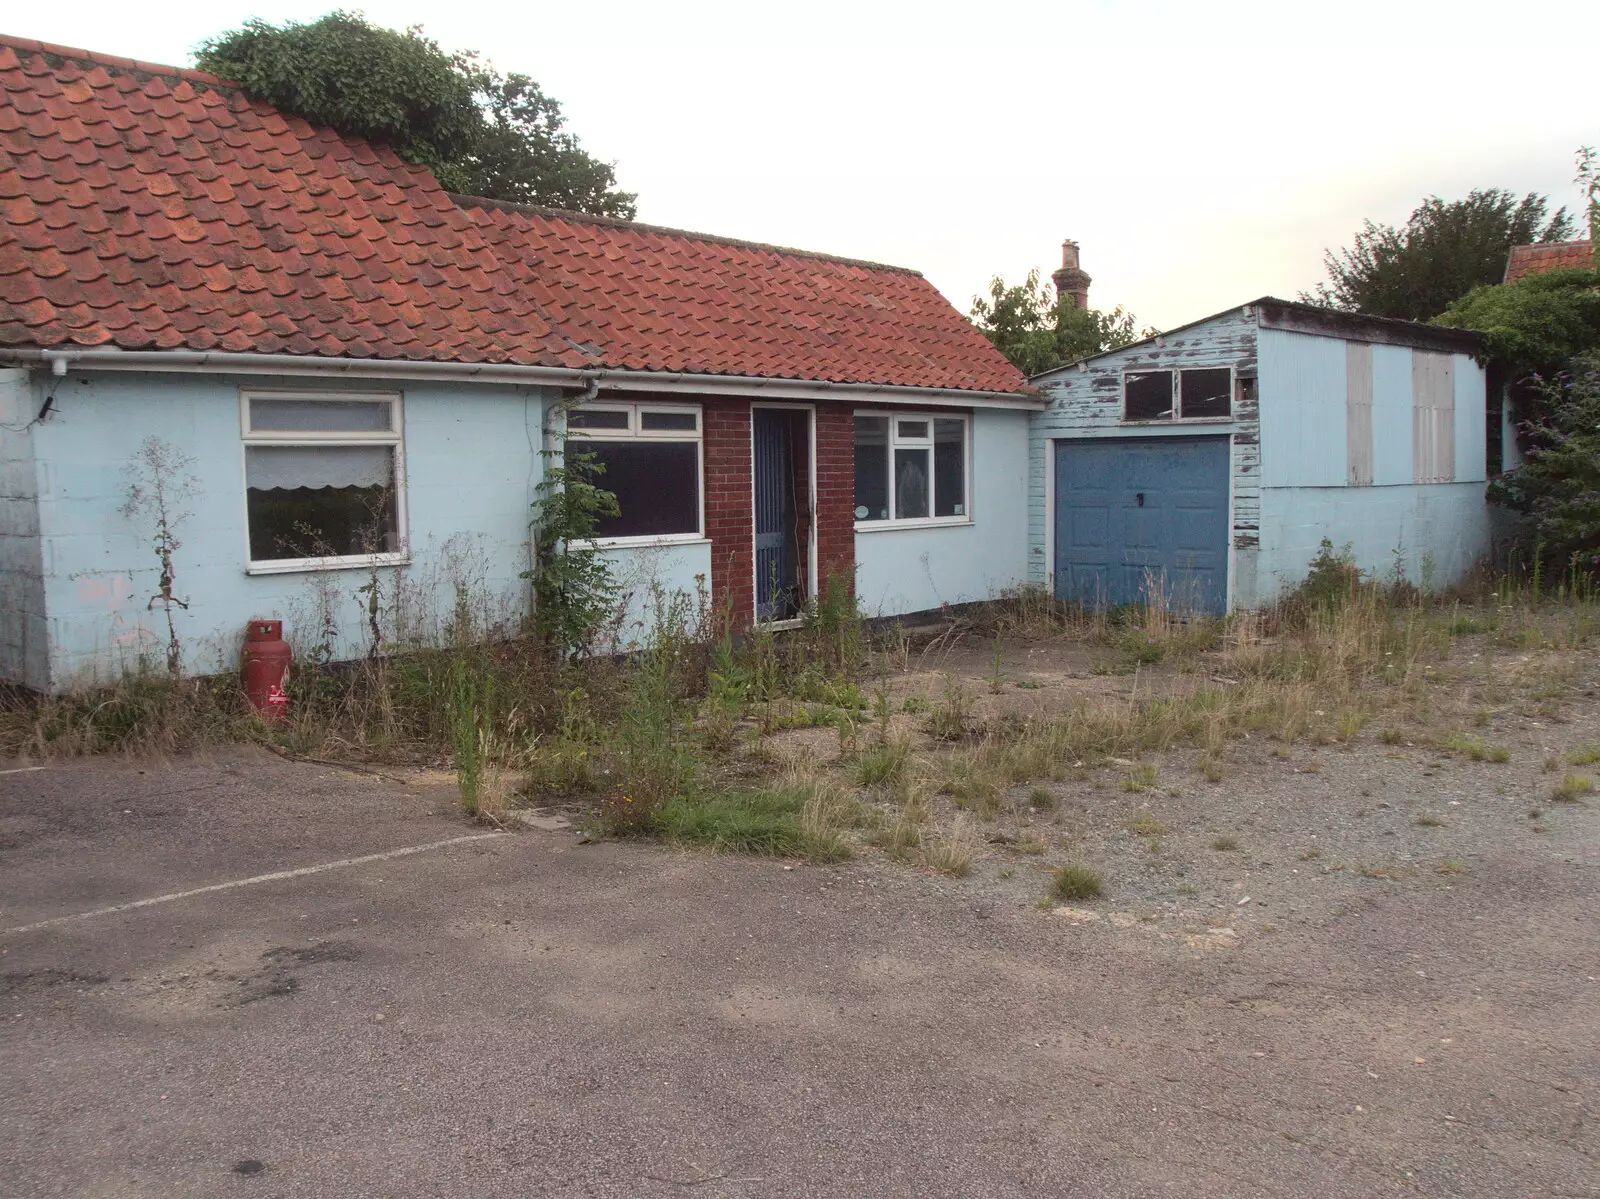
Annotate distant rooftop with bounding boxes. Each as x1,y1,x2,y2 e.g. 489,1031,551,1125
1504,240,1594,283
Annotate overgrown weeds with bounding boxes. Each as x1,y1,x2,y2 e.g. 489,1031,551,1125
921,815,980,876
1050,863,1104,901
10,555,1600,879
1551,773,1595,803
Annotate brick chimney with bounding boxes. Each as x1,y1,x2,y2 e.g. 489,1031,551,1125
1051,240,1091,310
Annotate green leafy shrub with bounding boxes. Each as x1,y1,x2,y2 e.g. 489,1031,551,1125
1285,539,1363,613
525,449,620,660
1489,356,1600,573
196,11,637,215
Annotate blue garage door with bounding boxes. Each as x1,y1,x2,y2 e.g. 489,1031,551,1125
1053,437,1230,614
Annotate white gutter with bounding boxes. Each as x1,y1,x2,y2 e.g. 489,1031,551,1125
2,347,1043,410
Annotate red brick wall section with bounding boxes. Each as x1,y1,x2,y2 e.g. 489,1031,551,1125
702,398,754,630
814,403,857,598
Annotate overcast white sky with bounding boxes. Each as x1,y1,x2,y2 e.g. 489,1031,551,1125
9,0,1597,329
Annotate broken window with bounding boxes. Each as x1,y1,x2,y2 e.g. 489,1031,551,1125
1123,368,1234,421
1180,368,1232,419
241,391,405,569
1124,371,1174,420
854,412,969,525
565,403,702,541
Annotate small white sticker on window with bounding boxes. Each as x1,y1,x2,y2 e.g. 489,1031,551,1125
952,504,964,516
854,505,870,519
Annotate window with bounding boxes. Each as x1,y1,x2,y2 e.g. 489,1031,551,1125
241,391,404,570
853,412,969,525
565,402,702,540
1122,367,1233,422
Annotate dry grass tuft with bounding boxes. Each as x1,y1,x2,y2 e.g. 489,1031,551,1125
1121,763,1159,792
1050,863,1104,901
1551,773,1596,803
1124,811,1170,837
922,815,981,876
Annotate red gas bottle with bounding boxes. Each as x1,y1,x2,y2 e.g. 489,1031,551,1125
241,620,292,721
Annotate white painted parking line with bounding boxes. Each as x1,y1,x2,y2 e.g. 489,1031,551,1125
1,832,505,936
0,766,47,776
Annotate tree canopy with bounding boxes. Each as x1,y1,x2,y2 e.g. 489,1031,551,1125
970,270,1152,377
1304,189,1575,322
1436,267,1600,382
196,11,637,218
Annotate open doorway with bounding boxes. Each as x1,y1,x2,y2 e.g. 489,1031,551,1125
752,406,813,622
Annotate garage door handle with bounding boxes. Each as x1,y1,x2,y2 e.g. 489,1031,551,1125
1136,492,1145,507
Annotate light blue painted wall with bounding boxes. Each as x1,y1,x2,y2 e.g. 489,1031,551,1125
854,408,1030,617
1454,355,1486,484
1258,484,1491,598
27,370,552,688
1371,344,1414,486
1255,330,1489,596
1257,329,1346,487
597,539,714,649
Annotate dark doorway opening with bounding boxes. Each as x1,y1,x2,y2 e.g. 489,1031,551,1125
752,408,811,621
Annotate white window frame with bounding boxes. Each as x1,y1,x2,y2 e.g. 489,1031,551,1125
1121,366,1235,424
239,389,408,575
853,410,972,530
565,401,706,547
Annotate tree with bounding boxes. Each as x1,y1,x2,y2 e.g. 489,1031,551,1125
195,11,637,218
1305,189,1575,322
970,270,1151,376
1487,355,1600,573
456,68,636,217
1577,145,1600,249
1436,267,1600,383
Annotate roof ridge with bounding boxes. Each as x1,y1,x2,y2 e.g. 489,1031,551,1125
448,193,924,277
0,31,231,88
1510,238,1593,250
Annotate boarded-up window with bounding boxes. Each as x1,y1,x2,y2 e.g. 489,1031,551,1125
1346,342,1373,486
1412,352,1455,484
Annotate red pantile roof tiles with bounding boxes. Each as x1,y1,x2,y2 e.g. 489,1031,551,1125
1504,239,1594,283
451,195,1026,392
0,34,1026,393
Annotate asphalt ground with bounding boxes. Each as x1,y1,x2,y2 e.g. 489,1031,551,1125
1,749,1594,1198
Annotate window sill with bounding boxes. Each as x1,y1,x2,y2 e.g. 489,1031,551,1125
1118,416,1234,427
855,518,975,533
247,553,410,576
576,535,711,551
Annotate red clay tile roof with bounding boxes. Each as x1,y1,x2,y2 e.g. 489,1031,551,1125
450,196,1026,392
0,34,1026,393
1504,239,1594,283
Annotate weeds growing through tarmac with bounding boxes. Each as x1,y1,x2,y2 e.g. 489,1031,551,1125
7,558,1600,873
